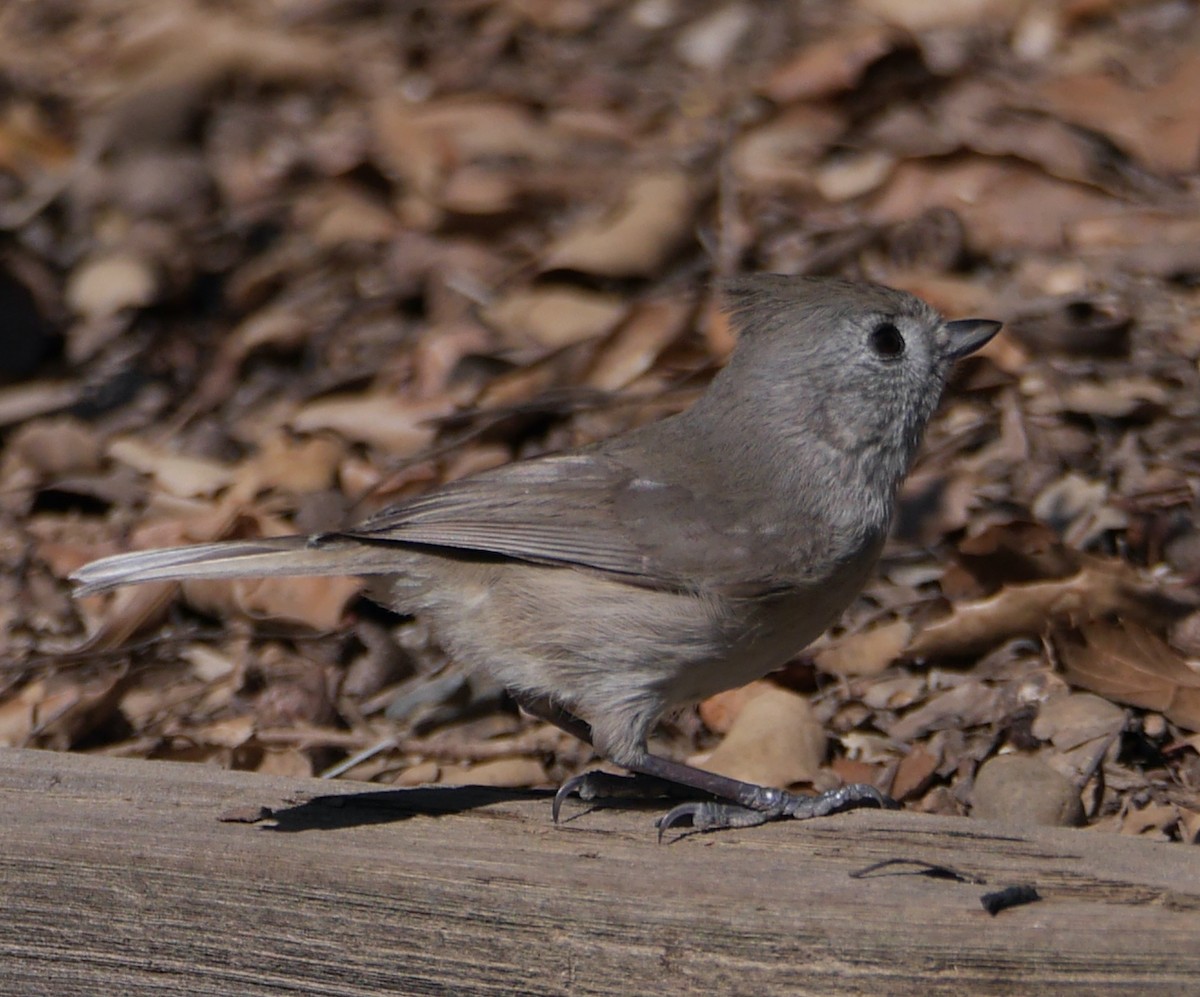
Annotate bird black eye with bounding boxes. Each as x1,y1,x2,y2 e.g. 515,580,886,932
870,321,905,359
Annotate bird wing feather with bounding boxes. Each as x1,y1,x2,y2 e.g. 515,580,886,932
339,452,791,594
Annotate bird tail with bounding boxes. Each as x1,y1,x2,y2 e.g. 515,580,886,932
71,535,400,596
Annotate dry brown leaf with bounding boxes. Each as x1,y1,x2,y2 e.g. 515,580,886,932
857,0,1026,31
815,618,913,677
697,680,776,735
4,416,102,477
439,757,549,788
892,742,941,800
296,185,397,247
1045,376,1168,419
107,437,237,498
934,81,1160,196
1069,211,1200,277
542,171,694,277
182,715,256,750
0,681,39,747
869,159,1116,253
583,295,693,391
1054,620,1200,732
229,303,312,357
1031,692,1126,751
482,285,627,349
1180,808,1200,845
1039,53,1200,175
75,582,177,652
65,252,158,319
1119,801,1180,838
675,4,753,70
696,685,825,787
256,749,314,779
290,393,448,455
762,25,895,103
372,96,562,205
234,433,344,498
813,150,896,202
1006,296,1132,357
731,106,844,190
907,560,1157,661
954,519,1081,591
887,681,1003,742
828,756,887,790
30,668,129,751
860,674,927,711
210,574,362,632
0,381,83,428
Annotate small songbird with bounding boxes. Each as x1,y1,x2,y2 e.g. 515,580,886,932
73,275,1001,833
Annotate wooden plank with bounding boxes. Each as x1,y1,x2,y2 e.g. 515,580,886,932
0,747,1195,995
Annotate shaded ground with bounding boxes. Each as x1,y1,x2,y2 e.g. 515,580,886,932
1,0,1198,840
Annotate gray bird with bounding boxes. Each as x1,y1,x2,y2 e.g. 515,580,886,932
73,275,1001,833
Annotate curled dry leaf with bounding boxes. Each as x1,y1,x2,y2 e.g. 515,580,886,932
697,679,776,735
813,150,896,202
731,106,844,190
65,252,158,320
372,97,563,206
439,757,549,788
954,519,1081,591
256,749,314,779
762,24,895,103
482,285,627,349
4,416,102,477
542,171,695,277
1038,53,1200,176
869,159,1116,253
24,668,128,751
1040,376,1168,420
1031,691,1126,752
907,560,1158,661
107,437,237,499
1053,620,1200,733
0,381,83,429
696,685,825,788
891,742,941,801
857,0,1027,32
675,4,753,71
815,618,913,677
290,393,449,455
1006,297,1132,357
1069,212,1200,278
886,680,1003,743
582,295,693,392
75,581,177,652
234,433,344,498
194,574,363,632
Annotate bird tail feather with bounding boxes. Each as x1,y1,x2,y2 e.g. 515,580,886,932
71,535,399,596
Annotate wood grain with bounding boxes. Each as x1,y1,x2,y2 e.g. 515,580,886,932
0,747,1195,995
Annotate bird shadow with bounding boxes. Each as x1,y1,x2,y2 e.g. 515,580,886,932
254,785,553,833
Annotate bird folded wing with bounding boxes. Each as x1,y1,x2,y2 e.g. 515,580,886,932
336,453,790,595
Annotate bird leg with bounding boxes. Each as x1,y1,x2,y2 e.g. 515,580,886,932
516,695,683,820
516,694,896,836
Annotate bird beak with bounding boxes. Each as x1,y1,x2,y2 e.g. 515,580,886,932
941,318,1002,360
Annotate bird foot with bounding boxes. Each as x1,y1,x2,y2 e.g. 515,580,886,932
656,783,898,841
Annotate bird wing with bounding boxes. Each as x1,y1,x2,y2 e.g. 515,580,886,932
337,452,790,594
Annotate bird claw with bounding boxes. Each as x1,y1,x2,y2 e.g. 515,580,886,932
552,770,674,823
656,802,774,841
655,783,897,841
